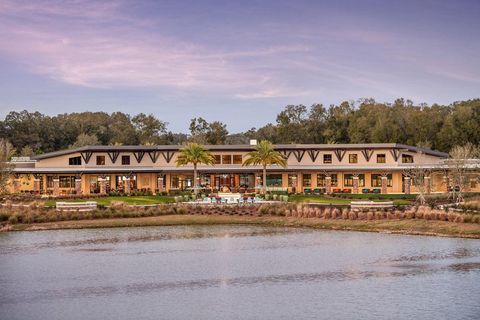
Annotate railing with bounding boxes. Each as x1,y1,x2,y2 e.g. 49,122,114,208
56,201,97,211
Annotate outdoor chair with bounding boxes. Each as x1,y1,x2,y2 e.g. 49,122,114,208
372,188,381,194
362,188,370,194
303,188,312,194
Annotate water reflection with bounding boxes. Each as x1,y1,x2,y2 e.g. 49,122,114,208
0,226,479,320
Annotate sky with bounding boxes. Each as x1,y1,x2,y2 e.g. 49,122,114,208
0,0,479,132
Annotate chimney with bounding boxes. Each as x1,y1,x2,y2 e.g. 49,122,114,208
249,139,257,146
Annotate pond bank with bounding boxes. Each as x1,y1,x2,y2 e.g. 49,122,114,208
3,215,480,239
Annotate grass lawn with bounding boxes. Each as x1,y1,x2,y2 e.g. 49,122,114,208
44,195,175,207
289,194,412,206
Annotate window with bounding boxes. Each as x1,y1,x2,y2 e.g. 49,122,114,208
402,154,414,163
317,174,326,187
323,154,332,164
349,154,358,163
344,174,365,187
69,156,82,165
213,154,221,164
371,174,393,187
266,174,283,187
288,174,297,187
233,155,242,164
377,154,386,163
122,155,130,165
59,176,75,188
222,154,232,164
302,174,311,187
46,176,54,188
96,155,105,165
330,174,338,187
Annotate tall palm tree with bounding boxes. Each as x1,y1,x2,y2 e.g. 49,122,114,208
242,140,287,194
176,142,215,195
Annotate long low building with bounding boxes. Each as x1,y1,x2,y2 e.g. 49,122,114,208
7,143,480,195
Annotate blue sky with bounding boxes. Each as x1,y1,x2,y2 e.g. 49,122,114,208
0,0,479,132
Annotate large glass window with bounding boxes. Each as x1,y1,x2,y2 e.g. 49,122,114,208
266,174,283,187
323,154,332,164
377,154,386,163
69,156,82,165
233,155,242,164
46,176,54,188
344,174,365,187
222,155,232,164
371,174,393,187
349,154,358,163
317,174,326,187
96,155,105,165
115,175,136,192
302,174,311,187
59,176,75,188
331,174,338,187
288,174,297,187
402,154,414,163
317,174,338,187
171,175,193,190
239,174,254,188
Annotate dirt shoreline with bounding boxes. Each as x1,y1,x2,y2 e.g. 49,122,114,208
2,215,480,239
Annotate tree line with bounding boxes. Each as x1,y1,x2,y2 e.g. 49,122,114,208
1,98,479,155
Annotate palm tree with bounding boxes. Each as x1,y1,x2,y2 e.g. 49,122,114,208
242,140,287,194
175,142,215,196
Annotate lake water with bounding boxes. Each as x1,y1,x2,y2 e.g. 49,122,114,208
0,225,479,320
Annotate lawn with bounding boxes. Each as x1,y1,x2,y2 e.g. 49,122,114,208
44,195,175,207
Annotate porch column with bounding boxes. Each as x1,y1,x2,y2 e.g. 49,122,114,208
53,177,60,196
404,176,411,194
353,176,359,194
311,173,318,190
99,178,107,194
381,176,388,194
157,176,164,193
75,177,82,195
325,175,332,194
424,176,431,194
297,173,303,193
124,177,131,194
33,178,41,193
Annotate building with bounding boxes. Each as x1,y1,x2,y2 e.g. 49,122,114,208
7,143,479,196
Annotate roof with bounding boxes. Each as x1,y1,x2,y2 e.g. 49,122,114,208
31,143,449,160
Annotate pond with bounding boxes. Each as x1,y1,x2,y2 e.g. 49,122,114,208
1,226,479,320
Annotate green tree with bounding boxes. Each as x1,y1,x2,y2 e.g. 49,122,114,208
0,139,16,194
20,145,34,157
242,140,287,194
132,113,167,144
69,133,100,148
189,117,228,144
175,143,215,195
109,112,138,145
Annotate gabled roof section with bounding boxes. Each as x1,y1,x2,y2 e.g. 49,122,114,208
31,143,449,160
